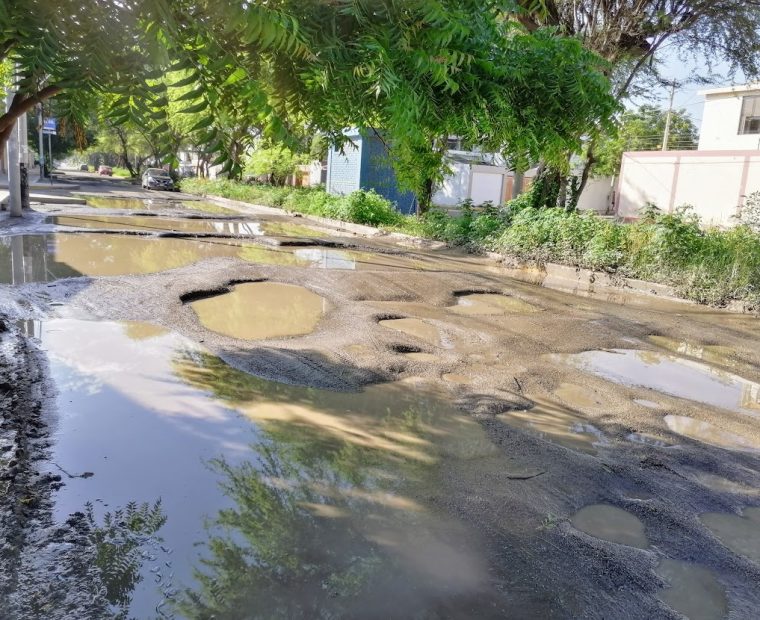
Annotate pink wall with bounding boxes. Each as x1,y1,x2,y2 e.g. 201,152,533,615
617,151,760,226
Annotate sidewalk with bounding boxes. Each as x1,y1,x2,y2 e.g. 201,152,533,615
0,174,79,191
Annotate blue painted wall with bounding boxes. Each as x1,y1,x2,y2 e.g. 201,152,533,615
326,129,417,214
359,134,417,215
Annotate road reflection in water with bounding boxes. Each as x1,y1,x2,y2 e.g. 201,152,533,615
31,319,508,618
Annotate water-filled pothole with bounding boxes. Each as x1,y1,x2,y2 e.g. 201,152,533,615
570,504,649,548
379,318,441,347
559,349,760,417
451,293,538,315
497,398,608,455
664,415,759,452
48,214,264,235
648,335,737,368
552,383,602,409
0,233,307,281
190,282,327,340
700,507,760,564
32,318,513,618
292,248,425,271
656,559,728,620
83,196,238,214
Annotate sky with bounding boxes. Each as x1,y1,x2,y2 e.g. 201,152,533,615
629,47,748,131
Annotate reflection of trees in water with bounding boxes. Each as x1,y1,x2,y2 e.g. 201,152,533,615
172,351,439,619
84,499,167,618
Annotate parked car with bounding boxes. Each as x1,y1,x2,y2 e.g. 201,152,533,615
79,164,89,171
98,165,112,176
141,168,176,191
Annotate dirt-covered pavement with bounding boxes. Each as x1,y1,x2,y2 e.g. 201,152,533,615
1,179,759,619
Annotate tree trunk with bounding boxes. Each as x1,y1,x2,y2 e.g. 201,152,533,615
417,177,434,216
113,126,136,177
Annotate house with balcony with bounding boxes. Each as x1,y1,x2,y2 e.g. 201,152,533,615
617,84,760,226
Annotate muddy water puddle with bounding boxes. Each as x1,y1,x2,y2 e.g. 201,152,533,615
0,234,435,283
451,293,539,315
656,559,728,620
47,214,265,235
0,233,308,281
571,504,649,548
191,282,327,340
560,349,760,417
83,196,239,214
48,214,334,238
497,398,608,455
648,335,738,368
380,318,441,347
700,507,760,564
30,318,513,618
664,415,759,452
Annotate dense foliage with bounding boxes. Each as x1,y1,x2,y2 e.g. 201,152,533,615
183,178,760,306
181,178,404,227
593,105,699,176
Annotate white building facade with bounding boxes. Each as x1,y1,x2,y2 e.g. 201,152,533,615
616,84,760,226
698,84,760,151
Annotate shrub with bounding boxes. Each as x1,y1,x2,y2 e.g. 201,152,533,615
181,177,760,306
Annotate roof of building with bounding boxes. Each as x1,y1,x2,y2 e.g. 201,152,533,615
698,83,760,97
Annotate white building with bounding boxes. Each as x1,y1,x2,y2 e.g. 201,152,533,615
616,84,760,226
698,83,760,151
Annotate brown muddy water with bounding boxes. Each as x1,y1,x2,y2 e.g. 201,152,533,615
570,504,649,548
48,214,329,238
450,293,539,315
82,196,239,214
497,398,608,455
379,318,442,347
0,234,434,283
190,282,327,340
28,318,511,618
560,348,760,418
700,507,760,564
656,559,728,620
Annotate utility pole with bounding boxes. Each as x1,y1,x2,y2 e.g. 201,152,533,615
662,79,677,152
48,132,53,184
5,91,22,217
38,104,45,180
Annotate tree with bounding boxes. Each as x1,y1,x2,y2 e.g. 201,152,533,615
150,1,616,208
513,1,760,96
593,105,699,177
244,141,307,185
0,0,169,162
512,1,760,192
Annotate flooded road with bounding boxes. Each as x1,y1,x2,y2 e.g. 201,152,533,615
29,318,508,618
1,191,760,619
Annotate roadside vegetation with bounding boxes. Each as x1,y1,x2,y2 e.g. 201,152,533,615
183,178,760,307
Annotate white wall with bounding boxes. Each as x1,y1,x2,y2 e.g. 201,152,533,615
577,176,614,213
617,151,760,226
470,166,506,205
432,161,471,207
699,92,760,151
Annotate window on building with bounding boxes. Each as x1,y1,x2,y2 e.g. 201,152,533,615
739,95,760,134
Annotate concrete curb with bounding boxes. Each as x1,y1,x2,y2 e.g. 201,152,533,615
198,194,385,236
194,191,757,315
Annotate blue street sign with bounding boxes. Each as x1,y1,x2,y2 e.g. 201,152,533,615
43,118,57,135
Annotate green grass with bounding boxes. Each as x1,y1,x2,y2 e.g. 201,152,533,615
181,178,760,307
181,178,405,227
111,167,132,178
